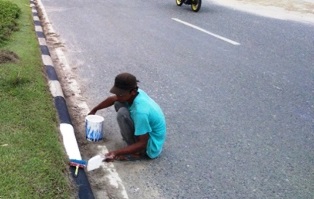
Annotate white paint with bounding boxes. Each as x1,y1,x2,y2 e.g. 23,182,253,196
33,16,39,21
172,18,241,45
35,25,43,32
38,37,47,46
86,115,104,123
48,80,64,97
42,54,53,66
60,123,82,160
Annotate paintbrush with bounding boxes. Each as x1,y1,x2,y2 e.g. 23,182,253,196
69,159,87,177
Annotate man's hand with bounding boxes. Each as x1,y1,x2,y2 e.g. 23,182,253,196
104,151,116,162
88,109,97,115
103,134,149,162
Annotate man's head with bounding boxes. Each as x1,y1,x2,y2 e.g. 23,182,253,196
110,73,139,98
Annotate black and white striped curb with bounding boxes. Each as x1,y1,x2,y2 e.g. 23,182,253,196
30,0,94,198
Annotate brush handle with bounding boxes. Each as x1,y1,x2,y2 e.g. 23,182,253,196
75,166,79,177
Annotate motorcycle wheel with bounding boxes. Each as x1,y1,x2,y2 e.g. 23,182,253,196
176,0,183,6
191,0,201,12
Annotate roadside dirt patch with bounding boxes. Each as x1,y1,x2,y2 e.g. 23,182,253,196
0,50,19,64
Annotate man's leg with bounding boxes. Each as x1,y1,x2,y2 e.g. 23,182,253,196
114,102,136,145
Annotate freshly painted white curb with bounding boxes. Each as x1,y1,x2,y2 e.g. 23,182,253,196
60,123,82,160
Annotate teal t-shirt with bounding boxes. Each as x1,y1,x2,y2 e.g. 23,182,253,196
128,89,166,159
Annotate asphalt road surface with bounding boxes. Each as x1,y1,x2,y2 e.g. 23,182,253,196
40,0,314,198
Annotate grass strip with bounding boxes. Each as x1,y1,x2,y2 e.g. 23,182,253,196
0,0,75,198
0,0,21,46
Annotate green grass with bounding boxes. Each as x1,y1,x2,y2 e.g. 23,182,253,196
0,0,75,198
0,0,20,46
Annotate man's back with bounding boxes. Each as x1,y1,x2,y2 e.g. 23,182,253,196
129,89,166,158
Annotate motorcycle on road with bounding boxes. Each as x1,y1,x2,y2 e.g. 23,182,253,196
176,0,202,12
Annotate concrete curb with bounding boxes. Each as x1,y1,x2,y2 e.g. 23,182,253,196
30,0,95,198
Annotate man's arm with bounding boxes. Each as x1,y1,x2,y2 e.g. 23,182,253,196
88,95,118,114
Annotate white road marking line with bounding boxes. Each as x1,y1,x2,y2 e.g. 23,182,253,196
172,18,241,46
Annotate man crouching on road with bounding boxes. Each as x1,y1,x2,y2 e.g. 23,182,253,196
88,72,166,161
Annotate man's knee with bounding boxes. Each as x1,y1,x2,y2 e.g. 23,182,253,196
114,102,128,112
